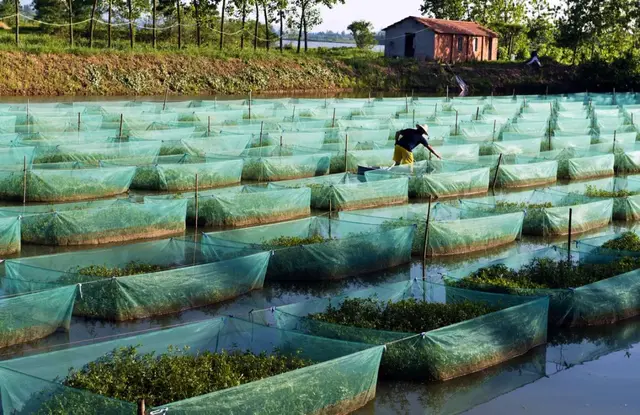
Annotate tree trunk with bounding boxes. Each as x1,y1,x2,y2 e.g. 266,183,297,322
218,0,225,49
177,0,182,49
571,42,578,66
240,1,246,49
195,0,201,47
14,0,19,45
303,12,307,52
128,0,133,48
297,4,304,53
68,0,73,47
152,0,156,48
89,0,97,48
253,1,259,50
279,9,283,52
107,0,112,48
263,1,269,51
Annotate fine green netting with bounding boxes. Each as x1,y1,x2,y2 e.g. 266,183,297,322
253,280,548,381
517,147,614,180
268,173,409,211
495,160,558,189
0,146,36,166
338,203,523,256
460,189,613,236
444,246,640,326
145,185,310,227
0,166,136,202
0,199,186,246
365,162,490,199
0,286,77,349
105,156,243,191
0,216,21,255
203,216,414,281
0,317,384,415
159,135,253,157
33,142,161,165
3,239,269,320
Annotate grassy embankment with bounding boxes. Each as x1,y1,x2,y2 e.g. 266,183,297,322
0,29,638,96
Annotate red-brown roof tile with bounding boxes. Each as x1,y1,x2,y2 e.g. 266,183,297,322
384,17,499,38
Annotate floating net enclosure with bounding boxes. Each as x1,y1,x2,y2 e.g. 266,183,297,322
0,199,187,246
554,176,640,221
145,185,311,228
33,142,161,165
0,317,383,415
517,147,614,180
0,216,21,255
365,162,490,200
220,146,331,182
460,189,613,236
339,203,524,256
3,239,270,320
105,156,243,191
0,286,77,349
495,160,559,189
252,280,548,381
268,173,409,211
203,217,414,281
157,135,253,157
444,246,640,327
0,166,136,202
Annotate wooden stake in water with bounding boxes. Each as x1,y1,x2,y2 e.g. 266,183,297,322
331,108,336,128
280,134,283,147
412,109,415,126
455,110,459,135
422,196,432,261
613,130,617,153
207,116,211,137
492,120,497,141
163,86,168,111
344,134,349,173
446,86,449,101
434,103,438,118
567,208,573,262
26,99,29,135
259,121,264,146
476,106,480,121
292,106,296,121
22,155,27,205
77,112,81,132
118,114,124,138
405,95,409,113
491,153,503,190
248,91,252,120
328,198,332,238
194,173,199,238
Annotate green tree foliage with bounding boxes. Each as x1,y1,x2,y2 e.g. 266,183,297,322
347,19,376,49
420,0,470,20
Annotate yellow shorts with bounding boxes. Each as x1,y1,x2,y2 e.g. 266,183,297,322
392,145,414,165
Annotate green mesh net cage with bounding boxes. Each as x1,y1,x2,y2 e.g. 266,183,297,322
338,203,524,256
145,185,310,228
251,280,548,381
444,246,640,327
105,156,243,191
0,317,384,415
0,166,136,202
0,146,36,166
495,160,558,189
0,216,21,255
158,135,253,157
0,199,186,246
460,189,613,236
32,142,161,165
517,147,614,180
365,162,490,200
268,173,408,211
3,239,270,320
203,216,414,281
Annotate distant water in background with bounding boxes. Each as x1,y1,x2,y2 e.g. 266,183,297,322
282,39,384,52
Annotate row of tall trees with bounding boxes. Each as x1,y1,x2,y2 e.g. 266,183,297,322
420,0,640,64
6,0,345,51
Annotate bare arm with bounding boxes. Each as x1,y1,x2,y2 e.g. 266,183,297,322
394,131,401,143
426,144,442,160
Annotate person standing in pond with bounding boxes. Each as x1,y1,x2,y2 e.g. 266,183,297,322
393,124,442,166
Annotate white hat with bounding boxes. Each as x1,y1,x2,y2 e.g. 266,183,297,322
416,124,429,135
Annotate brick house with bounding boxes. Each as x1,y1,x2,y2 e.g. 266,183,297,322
383,17,499,62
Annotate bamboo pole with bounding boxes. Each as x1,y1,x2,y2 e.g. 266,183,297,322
412,109,415,126
613,130,617,153
280,134,283,147
491,153,503,190
405,95,409,113
292,106,296,121
331,108,336,128
77,112,81,132
26,99,29,135
344,134,349,173
476,106,480,121
455,111,459,135
194,174,199,237
22,156,27,206
68,0,73,47
328,198,332,238
14,0,19,45
248,91,252,120
118,114,124,138
163,86,168,111
567,208,573,262
259,121,264,146
422,196,432,261
492,120,497,141
207,116,211,137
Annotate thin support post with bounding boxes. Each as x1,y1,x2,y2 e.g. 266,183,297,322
446,86,449,101
476,106,480,121
434,103,438,117
491,153,503,190
259,121,264,146
194,174,199,238
412,109,415,126
248,92,252,120
26,99,29,135
163,86,168,111
344,134,349,173
292,106,296,121
328,198,332,238
137,399,146,415
118,114,124,138
492,120,497,141
455,111,459,135
77,112,81,132
152,0,156,48
567,208,573,261
14,0,19,45
546,85,549,96
422,196,432,261
405,95,409,113
22,155,27,206
613,88,616,105
331,108,336,128
280,135,283,147
613,130,617,153
512,88,515,98
207,116,211,137
68,0,73,47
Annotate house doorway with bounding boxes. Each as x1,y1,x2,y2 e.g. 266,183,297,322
404,33,415,57
488,38,493,60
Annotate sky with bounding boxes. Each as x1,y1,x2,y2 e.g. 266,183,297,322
316,0,422,32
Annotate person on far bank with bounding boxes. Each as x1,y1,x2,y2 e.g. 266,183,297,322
393,124,442,166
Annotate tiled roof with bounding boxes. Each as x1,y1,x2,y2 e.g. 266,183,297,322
384,17,499,38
